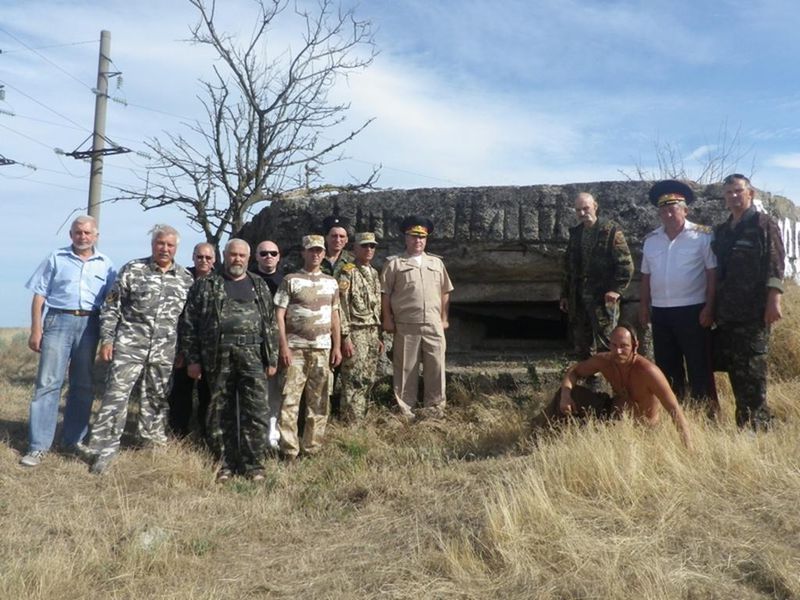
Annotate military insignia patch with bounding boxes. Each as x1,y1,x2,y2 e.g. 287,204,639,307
339,279,350,292
341,263,356,273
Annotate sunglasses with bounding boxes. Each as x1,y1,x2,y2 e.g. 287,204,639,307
360,243,377,249
195,255,214,261
259,250,279,257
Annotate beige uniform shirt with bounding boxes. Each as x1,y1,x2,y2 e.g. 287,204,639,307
381,252,454,324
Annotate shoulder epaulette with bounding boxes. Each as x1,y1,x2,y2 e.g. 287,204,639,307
694,224,712,234
341,263,356,275
426,252,444,259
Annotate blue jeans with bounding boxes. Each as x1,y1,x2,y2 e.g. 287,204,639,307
28,311,100,451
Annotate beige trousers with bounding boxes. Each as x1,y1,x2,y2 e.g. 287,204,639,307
392,322,446,416
279,348,330,457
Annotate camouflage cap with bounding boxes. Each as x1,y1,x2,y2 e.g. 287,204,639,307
354,232,377,246
302,234,326,249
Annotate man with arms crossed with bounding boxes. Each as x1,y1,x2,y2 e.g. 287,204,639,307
21,215,115,467
537,325,693,450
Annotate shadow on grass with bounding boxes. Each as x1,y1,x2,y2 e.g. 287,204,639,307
0,417,28,453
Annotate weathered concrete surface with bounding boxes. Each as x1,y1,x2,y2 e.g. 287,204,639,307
239,181,800,306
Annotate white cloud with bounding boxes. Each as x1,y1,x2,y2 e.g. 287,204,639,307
767,153,800,169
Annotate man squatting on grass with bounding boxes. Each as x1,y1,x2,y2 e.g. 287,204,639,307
535,324,693,450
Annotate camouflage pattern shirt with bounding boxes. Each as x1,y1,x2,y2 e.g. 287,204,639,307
274,270,340,350
561,218,633,308
712,206,785,323
338,262,381,337
100,257,194,362
321,249,354,279
181,271,279,371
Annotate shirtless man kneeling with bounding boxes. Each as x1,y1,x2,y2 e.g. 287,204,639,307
537,324,693,450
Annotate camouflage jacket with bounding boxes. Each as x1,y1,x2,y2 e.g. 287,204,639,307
180,271,278,371
712,206,785,323
321,249,355,279
100,257,193,364
338,262,381,336
561,218,633,307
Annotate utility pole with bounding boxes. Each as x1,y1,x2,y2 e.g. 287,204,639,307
87,30,111,224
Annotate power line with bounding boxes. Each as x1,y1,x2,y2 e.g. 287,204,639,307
0,27,93,90
0,79,86,130
0,121,53,150
0,39,95,54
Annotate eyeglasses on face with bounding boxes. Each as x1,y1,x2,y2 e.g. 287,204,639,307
194,255,214,261
259,250,279,257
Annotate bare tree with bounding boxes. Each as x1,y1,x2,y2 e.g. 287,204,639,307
619,121,756,184
116,0,379,250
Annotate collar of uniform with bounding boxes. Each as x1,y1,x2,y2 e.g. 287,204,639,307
57,245,103,261
727,204,757,228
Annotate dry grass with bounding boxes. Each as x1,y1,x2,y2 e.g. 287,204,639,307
1,316,800,599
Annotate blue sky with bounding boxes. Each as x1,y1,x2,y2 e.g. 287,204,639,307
1,0,799,327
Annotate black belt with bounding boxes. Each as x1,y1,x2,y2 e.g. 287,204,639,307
50,308,99,317
219,333,262,346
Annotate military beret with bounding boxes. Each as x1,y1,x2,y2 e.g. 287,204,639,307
354,232,377,246
399,215,434,237
321,215,349,235
648,180,696,207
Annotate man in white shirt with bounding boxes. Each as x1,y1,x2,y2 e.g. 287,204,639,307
639,180,717,413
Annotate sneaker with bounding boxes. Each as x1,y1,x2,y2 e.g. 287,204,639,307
90,453,115,475
19,450,46,468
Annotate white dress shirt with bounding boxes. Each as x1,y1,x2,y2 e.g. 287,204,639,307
641,220,717,307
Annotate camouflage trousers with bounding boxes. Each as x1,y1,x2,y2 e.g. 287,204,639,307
714,321,772,430
279,348,330,458
340,325,381,422
571,296,619,358
206,343,270,474
89,355,171,458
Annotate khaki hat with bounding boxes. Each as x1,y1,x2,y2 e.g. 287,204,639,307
354,232,377,246
302,234,326,249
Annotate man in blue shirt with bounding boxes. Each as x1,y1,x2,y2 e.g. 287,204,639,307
21,215,116,467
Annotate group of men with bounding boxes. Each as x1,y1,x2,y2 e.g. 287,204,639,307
20,213,454,480
18,173,786,475
555,174,785,446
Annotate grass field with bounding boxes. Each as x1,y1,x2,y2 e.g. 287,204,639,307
1,290,800,600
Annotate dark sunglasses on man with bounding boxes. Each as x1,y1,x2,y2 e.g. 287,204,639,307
259,250,279,257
